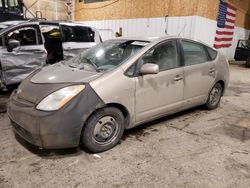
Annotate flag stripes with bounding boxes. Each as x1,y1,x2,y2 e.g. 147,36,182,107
214,0,237,49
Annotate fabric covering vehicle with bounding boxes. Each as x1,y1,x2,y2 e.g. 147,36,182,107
0,20,101,89
8,36,229,153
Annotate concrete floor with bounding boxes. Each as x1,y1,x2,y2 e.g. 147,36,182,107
0,63,250,188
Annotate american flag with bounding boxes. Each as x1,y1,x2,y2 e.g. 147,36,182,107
214,0,237,49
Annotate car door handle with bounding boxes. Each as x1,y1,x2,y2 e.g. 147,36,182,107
209,68,215,73
174,75,183,81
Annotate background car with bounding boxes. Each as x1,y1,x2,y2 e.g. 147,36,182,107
8,36,229,153
0,20,101,90
0,20,25,31
234,39,250,67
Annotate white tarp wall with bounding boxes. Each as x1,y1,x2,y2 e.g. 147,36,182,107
78,16,250,59
194,16,250,59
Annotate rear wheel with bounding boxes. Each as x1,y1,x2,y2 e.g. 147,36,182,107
205,83,223,110
81,107,125,153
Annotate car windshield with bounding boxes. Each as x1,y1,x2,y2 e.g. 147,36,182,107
63,40,149,72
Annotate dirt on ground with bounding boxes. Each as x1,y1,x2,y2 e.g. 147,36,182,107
0,63,250,188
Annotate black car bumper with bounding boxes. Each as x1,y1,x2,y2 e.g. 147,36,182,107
8,84,105,149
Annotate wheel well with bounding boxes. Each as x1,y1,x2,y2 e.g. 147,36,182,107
83,103,130,129
105,103,130,129
217,80,225,94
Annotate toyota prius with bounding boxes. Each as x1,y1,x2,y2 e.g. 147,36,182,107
8,36,229,153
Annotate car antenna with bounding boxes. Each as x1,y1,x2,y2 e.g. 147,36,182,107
165,15,169,35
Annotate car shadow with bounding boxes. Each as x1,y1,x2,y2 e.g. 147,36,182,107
122,105,205,141
14,105,206,158
229,61,247,68
15,133,84,159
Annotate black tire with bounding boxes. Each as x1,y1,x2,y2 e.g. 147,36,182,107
205,83,223,110
81,107,125,153
246,57,250,68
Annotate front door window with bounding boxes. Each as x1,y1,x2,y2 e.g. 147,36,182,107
141,40,179,71
126,40,180,77
6,27,37,46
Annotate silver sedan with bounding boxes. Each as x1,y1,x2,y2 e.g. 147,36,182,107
8,36,229,153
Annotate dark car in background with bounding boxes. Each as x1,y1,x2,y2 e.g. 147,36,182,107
234,39,250,67
0,21,101,90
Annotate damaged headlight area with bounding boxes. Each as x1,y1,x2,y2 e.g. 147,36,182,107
36,85,85,111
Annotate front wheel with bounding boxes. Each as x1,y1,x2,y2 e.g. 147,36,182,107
205,83,223,110
81,107,125,153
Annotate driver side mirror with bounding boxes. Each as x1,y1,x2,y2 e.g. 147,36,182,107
140,63,159,75
7,39,20,52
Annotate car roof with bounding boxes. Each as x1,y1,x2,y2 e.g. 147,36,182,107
19,20,97,27
116,35,199,42
0,20,98,35
0,20,26,26
112,35,216,50
0,19,69,25
116,35,198,42
0,20,26,31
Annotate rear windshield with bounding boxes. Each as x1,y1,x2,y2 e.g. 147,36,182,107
61,25,95,43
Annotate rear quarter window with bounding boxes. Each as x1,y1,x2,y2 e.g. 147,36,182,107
182,40,209,66
61,25,95,43
207,47,218,60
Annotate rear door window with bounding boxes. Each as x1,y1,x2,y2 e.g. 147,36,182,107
40,25,60,38
61,25,95,43
182,40,209,66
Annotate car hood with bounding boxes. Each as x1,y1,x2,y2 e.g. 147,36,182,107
30,63,102,84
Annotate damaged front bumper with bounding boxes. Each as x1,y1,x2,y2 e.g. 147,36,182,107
7,84,105,149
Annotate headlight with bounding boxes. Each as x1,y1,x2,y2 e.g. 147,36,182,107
36,85,85,111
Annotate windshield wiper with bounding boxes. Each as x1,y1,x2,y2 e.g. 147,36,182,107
81,57,100,72
68,64,77,68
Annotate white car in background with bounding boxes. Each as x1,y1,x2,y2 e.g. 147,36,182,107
0,20,101,90
0,20,25,31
